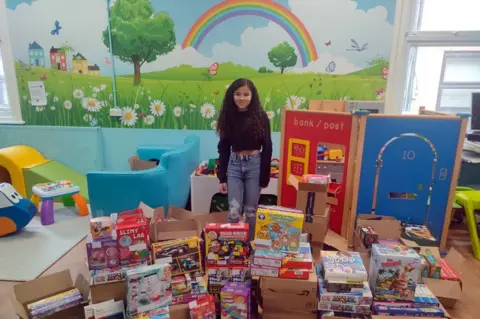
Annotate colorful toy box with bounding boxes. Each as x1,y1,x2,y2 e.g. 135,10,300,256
357,225,379,249
231,266,252,284
254,205,303,252
318,303,371,314
170,274,207,296
125,263,172,317
318,278,372,306
279,267,310,280
207,266,231,294
189,295,216,319
86,234,119,270
414,284,440,307
152,236,203,276
250,265,279,278
132,306,170,319
369,243,421,301
437,258,461,281
116,209,150,266
91,261,148,284
220,283,251,319
205,223,250,266
253,242,313,269
89,216,113,240
421,249,442,279
373,304,444,317
321,251,368,284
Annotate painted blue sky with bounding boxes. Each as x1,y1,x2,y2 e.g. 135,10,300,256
6,0,397,76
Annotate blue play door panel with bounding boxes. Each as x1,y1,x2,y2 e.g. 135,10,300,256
357,116,461,238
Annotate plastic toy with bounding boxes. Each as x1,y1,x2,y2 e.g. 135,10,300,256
31,180,89,225
87,135,200,217
454,186,480,260
0,183,36,236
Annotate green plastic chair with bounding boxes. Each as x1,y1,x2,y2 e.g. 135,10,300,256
454,186,480,260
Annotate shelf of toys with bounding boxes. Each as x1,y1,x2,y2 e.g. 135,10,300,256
190,159,279,213
278,108,364,236
347,113,469,250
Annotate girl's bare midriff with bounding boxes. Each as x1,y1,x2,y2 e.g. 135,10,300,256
234,149,260,156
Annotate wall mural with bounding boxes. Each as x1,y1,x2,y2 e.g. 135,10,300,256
6,0,396,130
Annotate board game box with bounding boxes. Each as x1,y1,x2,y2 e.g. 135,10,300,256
373,304,444,317
318,278,372,306
152,236,203,277
253,242,312,269
369,243,421,301
205,223,250,266
321,251,368,284
318,303,371,314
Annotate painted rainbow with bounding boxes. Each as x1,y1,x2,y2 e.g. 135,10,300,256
182,0,318,67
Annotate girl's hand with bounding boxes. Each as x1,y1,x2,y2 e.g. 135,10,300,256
219,183,228,194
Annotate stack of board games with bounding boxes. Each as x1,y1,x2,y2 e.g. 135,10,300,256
369,242,421,302
251,242,313,279
318,251,371,316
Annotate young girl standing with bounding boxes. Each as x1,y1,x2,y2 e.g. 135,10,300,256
216,78,273,240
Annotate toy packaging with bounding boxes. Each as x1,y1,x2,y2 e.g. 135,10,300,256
27,288,83,318
231,266,252,284
421,249,442,279
373,304,444,317
279,267,310,280
369,243,421,301
116,208,150,266
437,258,461,281
91,261,148,285
250,264,279,278
321,251,368,284
254,205,304,252
86,234,120,270
318,303,371,314
252,249,283,268
189,295,216,319
125,263,172,317
253,242,313,270
207,266,231,294
152,236,203,276
318,278,372,306
319,312,368,319
300,174,329,184
170,274,207,297
90,216,113,240
132,306,170,319
220,283,251,319
414,284,440,307
357,225,378,249
205,223,250,266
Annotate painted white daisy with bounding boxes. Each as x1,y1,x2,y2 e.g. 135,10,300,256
53,96,59,102
200,103,216,119
150,100,166,116
266,111,275,120
92,93,97,98
83,114,93,122
64,100,73,110
35,106,45,112
173,106,182,118
144,115,155,125
82,97,102,112
50,106,55,111
286,95,303,109
121,107,138,127
210,120,217,130
100,84,107,91
73,89,84,99
134,103,140,109
92,86,101,93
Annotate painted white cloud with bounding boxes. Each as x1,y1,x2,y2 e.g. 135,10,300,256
210,0,393,73
7,0,112,75
141,46,214,73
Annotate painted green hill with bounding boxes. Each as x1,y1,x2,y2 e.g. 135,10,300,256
349,63,386,77
120,62,278,81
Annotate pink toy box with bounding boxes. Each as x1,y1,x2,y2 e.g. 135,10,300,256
86,234,119,270
220,283,251,319
116,208,150,265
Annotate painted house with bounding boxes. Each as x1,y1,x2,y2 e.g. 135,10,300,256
88,64,100,76
71,53,88,74
49,46,67,71
28,41,45,67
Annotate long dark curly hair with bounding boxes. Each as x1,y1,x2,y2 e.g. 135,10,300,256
217,78,265,141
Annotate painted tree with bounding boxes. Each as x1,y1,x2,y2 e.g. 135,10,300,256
267,42,298,74
103,0,176,85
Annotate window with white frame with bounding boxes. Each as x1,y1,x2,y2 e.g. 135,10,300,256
387,0,480,115
0,2,22,124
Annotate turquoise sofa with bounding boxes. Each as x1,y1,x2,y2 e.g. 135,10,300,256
87,135,200,217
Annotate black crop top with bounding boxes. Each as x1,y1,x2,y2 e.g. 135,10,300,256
217,110,273,187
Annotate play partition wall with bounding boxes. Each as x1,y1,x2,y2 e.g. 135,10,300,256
278,108,362,236
348,113,468,250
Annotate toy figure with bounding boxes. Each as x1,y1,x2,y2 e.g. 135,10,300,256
0,183,36,237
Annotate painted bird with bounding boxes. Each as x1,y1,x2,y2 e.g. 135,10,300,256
0,183,36,237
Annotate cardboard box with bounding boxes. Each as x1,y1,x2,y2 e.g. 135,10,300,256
129,155,158,171
421,248,464,309
263,310,317,319
355,215,402,241
90,280,126,304
11,270,90,319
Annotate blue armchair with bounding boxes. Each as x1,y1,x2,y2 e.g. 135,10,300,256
87,135,200,217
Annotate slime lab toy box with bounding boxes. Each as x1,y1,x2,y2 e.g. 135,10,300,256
116,208,150,266
125,263,172,317
86,234,120,270
321,251,368,284
369,243,421,301
220,283,251,319
205,222,250,266
254,205,303,252
152,236,203,276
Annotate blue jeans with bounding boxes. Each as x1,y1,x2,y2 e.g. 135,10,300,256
227,152,261,240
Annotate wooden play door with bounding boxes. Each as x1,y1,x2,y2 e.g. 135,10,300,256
372,134,437,224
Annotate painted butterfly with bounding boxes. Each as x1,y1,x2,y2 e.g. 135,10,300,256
325,40,331,46
51,20,62,36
